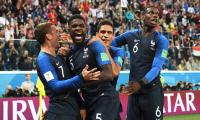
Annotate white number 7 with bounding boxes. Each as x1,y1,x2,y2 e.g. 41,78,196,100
58,66,64,78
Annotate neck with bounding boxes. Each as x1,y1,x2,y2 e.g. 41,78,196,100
41,45,56,57
143,26,155,37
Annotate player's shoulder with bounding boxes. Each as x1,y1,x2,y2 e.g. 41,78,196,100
121,29,142,39
89,40,105,50
155,32,169,47
37,52,52,64
110,46,125,57
90,40,102,45
110,46,124,52
124,29,141,35
155,32,168,41
37,52,47,60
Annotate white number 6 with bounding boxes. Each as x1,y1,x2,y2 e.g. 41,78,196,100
133,43,139,53
155,106,161,117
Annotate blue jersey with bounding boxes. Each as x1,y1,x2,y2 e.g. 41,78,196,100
109,46,124,87
111,30,169,92
36,52,83,115
67,40,113,100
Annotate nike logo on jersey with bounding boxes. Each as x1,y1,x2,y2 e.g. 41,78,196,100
134,39,140,42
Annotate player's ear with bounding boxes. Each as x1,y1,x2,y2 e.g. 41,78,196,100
45,33,52,40
96,32,100,37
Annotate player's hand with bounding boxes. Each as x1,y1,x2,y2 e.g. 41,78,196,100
87,36,103,45
82,65,100,81
80,109,86,120
59,33,73,44
57,46,70,56
127,81,141,95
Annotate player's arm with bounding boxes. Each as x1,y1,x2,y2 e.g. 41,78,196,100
128,34,169,95
111,30,139,47
111,32,128,47
37,56,100,93
110,46,125,77
91,41,113,81
143,34,169,84
103,46,119,78
88,37,123,78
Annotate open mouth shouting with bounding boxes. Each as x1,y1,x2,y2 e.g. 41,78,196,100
73,33,85,43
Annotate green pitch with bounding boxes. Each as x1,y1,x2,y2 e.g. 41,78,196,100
164,114,200,120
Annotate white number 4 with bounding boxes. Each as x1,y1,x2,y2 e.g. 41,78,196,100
96,113,102,120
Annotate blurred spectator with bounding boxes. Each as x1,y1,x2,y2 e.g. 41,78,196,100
175,81,184,91
4,41,19,70
177,59,187,70
15,87,24,97
163,80,197,92
18,50,33,70
0,51,5,70
186,56,196,70
119,84,127,93
168,59,177,70
21,73,35,93
168,41,179,65
47,8,57,24
0,0,198,71
193,57,200,70
163,83,171,92
3,84,16,97
182,82,193,90
30,86,39,96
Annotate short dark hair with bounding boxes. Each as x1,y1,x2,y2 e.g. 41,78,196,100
97,19,114,32
144,6,159,13
68,14,85,25
34,22,53,45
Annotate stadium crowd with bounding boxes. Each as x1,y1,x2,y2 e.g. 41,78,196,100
2,73,39,98
0,0,199,71
118,81,200,93
2,84,39,97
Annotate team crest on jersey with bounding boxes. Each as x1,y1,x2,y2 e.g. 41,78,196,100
83,47,89,58
44,71,54,82
150,40,156,51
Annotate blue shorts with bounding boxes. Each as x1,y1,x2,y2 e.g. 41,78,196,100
46,111,81,120
126,85,164,120
86,90,120,120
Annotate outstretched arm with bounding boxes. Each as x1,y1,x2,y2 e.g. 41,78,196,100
37,56,100,93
